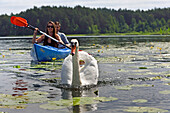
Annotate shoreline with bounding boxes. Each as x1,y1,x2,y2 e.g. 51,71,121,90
0,34,170,40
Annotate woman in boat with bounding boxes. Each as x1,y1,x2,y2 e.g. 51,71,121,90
32,21,64,48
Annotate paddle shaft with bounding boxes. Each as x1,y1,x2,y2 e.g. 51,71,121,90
28,24,71,49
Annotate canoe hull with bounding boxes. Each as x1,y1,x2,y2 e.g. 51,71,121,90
31,44,71,62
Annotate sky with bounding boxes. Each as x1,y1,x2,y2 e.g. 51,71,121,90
0,0,169,15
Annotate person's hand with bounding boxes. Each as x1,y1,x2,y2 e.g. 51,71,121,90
34,28,39,34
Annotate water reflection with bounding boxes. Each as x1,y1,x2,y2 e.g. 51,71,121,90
61,88,99,113
12,79,28,96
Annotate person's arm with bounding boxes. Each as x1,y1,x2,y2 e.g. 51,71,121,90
32,28,45,44
32,28,38,44
56,34,64,44
61,33,70,47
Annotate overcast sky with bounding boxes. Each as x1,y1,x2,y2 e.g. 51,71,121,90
0,0,169,15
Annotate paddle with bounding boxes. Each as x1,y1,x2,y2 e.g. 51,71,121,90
10,16,71,49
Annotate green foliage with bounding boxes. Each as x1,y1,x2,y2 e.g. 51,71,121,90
0,6,170,36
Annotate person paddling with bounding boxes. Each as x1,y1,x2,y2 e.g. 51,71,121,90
32,21,64,48
55,21,70,48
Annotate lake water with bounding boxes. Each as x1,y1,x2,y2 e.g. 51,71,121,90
0,36,170,113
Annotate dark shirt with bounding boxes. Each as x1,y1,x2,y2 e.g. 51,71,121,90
43,36,58,47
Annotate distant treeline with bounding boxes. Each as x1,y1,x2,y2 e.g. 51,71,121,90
0,5,170,36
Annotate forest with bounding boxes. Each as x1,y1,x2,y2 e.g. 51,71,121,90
0,5,169,36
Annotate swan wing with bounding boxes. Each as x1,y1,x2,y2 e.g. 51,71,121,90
79,51,99,86
61,55,73,85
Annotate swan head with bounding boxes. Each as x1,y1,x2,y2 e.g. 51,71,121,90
71,39,79,56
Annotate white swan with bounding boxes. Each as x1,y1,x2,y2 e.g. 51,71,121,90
61,39,99,87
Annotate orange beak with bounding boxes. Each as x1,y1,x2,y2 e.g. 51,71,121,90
71,46,76,56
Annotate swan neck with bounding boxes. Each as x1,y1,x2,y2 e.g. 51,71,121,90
72,46,81,86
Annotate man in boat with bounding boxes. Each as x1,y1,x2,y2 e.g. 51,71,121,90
55,21,70,48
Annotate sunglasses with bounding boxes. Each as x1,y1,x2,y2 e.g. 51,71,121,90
47,26,54,28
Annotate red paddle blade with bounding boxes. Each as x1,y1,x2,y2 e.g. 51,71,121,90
10,16,28,27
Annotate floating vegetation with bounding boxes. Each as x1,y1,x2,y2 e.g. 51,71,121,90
94,97,118,102
161,78,170,82
129,75,170,81
139,67,147,69
150,76,164,80
13,65,21,68
0,94,27,109
39,104,66,110
16,52,25,54
114,84,152,90
132,99,148,103
159,90,170,94
114,86,132,90
124,106,168,113
40,96,118,110
30,62,62,70
164,83,170,85
39,77,61,83
96,56,123,63
23,91,50,103
0,91,49,109
165,74,170,77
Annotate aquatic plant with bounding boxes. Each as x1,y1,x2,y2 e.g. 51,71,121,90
159,90,170,94
114,84,152,90
0,91,49,109
139,67,147,69
13,65,21,68
40,96,118,110
124,106,168,113
132,99,148,103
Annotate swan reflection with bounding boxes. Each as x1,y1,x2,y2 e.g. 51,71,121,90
61,87,99,113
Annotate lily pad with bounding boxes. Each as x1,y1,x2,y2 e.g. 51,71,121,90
164,83,170,85
161,78,170,82
165,74,170,77
39,103,66,110
72,97,99,106
40,96,118,110
124,106,168,113
48,99,73,106
139,67,147,69
114,84,152,90
23,91,50,103
0,94,27,109
94,97,118,102
13,65,21,68
114,86,132,90
159,90,170,94
130,84,152,87
132,99,148,103
30,63,62,70
0,91,50,109
0,105,27,109
150,76,163,80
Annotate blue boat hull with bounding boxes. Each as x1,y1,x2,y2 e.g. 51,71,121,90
31,44,71,62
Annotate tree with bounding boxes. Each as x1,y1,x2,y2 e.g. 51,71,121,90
130,18,137,31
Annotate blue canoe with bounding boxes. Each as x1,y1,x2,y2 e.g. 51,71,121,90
31,44,71,62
